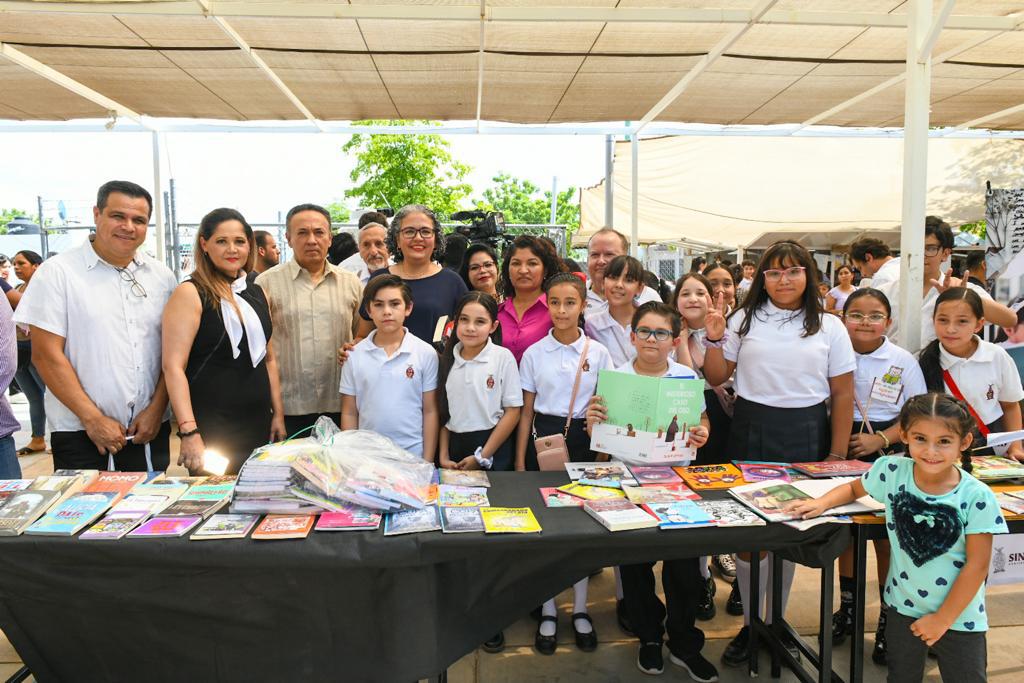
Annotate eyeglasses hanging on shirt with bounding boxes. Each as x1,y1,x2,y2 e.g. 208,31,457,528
115,266,148,298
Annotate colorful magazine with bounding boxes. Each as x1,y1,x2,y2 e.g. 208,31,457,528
970,456,1024,481
25,492,119,536
693,499,767,527
674,464,744,490
128,515,204,538
383,506,442,536
790,460,872,478
641,500,716,529
539,487,584,508
735,462,792,483
438,470,491,488
80,515,146,540
590,370,704,464
440,506,485,533
82,471,149,504
628,466,682,486
315,507,382,531
251,514,315,539
437,485,490,508
556,482,626,501
622,484,699,504
0,489,61,536
480,507,542,534
190,514,260,540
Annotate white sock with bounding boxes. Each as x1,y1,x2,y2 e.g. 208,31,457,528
765,556,795,626
573,577,593,635
540,598,557,637
614,566,624,600
734,555,769,626
699,555,711,580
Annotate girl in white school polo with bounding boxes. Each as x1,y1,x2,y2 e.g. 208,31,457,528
702,240,857,667
918,287,1024,459
517,272,613,657
583,255,645,367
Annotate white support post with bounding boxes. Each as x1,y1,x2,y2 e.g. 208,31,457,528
152,131,166,265
550,176,558,225
631,134,639,257
898,0,933,353
604,134,615,228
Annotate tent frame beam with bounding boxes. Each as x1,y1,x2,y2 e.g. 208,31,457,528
0,2,1020,31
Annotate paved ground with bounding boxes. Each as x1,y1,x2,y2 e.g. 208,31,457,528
2,394,1023,682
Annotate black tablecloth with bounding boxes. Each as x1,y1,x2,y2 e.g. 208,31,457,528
0,472,850,683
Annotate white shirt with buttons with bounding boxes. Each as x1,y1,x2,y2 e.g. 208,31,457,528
445,339,523,433
853,337,928,423
584,309,636,368
939,336,1024,425
520,329,613,418
723,301,856,408
339,328,439,457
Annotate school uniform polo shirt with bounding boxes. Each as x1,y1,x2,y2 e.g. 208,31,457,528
939,337,1024,425
723,301,856,408
853,337,928,423
445,339,523,433
584,309,635,368
339,328,439,457
585,284,661,314
520,330,613,418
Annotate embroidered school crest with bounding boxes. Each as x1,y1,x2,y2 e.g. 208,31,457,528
405,365,415,379
486,374,495,389
582,358,590,372
987,384,995,400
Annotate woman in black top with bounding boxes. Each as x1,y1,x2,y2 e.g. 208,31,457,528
163,208,286,474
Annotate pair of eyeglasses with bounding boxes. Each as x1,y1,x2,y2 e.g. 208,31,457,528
844,312,887,324
468,261,496,272
116,267,148,298
399,227,435,240
763,266,806,282
634,326,673,341
924,244,942,256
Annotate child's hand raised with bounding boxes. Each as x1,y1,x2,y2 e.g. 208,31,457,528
786,498,830,520
910,613,952,647
704,292,727,341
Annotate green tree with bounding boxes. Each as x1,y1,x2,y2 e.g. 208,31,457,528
342,120,472,217
324,201,351,224
476,173,580,233
0,208,32,235
959,219,986,240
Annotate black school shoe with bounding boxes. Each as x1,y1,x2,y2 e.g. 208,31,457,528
482,631,505,654
722,626,800,668
872,605,888,665
696,576,717,621
617,598,635,635
831,603,854,646
535,615,557,655
637,642,664,675
572,612,598,652
725,580,744,616
670,651,720,682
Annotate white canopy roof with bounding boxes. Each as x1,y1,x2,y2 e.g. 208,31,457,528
579,134,1024,248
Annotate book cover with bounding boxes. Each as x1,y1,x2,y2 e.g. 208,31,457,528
0,479,34,492
82,471,149,504
556,482,626,501
437,485,490,508
674,464,744,490
438,470,491,488
583,499,659,532
539,487,584,508
251,514,315,539
790,478,883,514
440,506,485,533
190,514,260,540
51,469,99,488
791,460,872,478
160,498,228,519
128,515,203,538
727,481,810,522
693,499,767,527
29,475,88,506
315,507,383,531
641,500,717,529
199,475,238,486
106,494,170,518
564,461,630,482
80,515,146,540
735,461,792,483
130,480,189,504
180,483,236,502
622,484,699,504
995,493,1024,516
590,370,704,464
0,489,61,536
628,466,682,486
383,506,442,536
480,507,542,534
971,456,1024,481
25,492,119,536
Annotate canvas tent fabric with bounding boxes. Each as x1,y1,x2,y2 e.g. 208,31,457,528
578,135,1024,248
0,1,1023,128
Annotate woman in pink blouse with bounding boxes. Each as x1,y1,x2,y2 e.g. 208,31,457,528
497,235,566,364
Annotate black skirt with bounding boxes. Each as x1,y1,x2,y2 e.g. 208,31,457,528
695,388,733,466
727,397,829,464
448,428,513,472
525,412,595,472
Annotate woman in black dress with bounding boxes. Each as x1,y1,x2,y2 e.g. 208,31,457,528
163,208,286,474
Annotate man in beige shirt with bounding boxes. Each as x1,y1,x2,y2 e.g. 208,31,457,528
256,203,362,436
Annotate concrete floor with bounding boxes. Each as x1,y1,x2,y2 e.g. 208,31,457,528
3,395,1024,682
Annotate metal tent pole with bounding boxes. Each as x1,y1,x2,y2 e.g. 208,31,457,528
151,131,165,265
605,134,614,228
631,134,639,257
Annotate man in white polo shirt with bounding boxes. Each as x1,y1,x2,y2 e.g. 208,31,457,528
15,180,178,471
586,228,661,313
849,237,900,287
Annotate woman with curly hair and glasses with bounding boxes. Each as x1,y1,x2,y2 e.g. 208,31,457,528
356,204,468,344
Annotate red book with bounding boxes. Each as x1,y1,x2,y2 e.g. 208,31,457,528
82,471,149,504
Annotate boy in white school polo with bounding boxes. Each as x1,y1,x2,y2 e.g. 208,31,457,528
339,275,439,460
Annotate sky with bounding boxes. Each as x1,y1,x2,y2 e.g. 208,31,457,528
0,128,607,225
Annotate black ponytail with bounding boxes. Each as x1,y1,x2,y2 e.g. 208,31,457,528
918,339,944,392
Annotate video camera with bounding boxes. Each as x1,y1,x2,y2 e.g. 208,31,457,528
450,210,508,247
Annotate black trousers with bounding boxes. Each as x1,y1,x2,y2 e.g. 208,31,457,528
448,428,512,472
51,421,171,472
619,557,705,657
283,412,341,440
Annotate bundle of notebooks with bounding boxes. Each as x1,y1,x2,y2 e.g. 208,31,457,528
729,477,883,522
231,444,322,514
